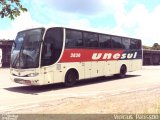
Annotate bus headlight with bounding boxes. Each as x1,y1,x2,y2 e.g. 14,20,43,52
27,73,39,77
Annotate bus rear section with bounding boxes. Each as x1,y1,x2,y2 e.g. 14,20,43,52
10,27,142,86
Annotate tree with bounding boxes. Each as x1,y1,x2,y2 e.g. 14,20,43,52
0,0,27,20
152,43,160,50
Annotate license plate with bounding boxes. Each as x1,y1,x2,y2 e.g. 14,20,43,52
14,79,31,84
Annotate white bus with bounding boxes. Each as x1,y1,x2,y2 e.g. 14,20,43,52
0,48,2,67
10,27,142,86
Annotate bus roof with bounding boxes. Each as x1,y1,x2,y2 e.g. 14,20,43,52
17,26,141,41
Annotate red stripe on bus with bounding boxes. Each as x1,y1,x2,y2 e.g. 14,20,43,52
59,49,125,63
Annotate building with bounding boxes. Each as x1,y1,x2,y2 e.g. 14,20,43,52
143,49,160,65
0,40,14,67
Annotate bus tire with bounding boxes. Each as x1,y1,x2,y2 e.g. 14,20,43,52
118,65,127,78
64,70,77,87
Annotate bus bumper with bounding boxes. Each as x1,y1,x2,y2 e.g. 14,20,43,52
11,75,42,85
10,68,44,85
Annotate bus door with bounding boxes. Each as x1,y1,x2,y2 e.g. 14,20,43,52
41,28,63,84
41,42,54,84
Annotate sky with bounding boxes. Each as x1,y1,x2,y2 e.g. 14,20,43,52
0,0,160,46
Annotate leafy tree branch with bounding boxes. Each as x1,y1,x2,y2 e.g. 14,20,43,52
0,0,27,20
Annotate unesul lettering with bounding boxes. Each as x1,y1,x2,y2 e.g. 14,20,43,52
92,52,137,60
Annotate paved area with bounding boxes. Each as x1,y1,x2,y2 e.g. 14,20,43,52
0,66,160,114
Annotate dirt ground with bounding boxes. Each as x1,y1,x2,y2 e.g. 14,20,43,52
1,67,160,114
8,86,160,114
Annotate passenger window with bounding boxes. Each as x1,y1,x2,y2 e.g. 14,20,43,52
136,40,142,49
99,35,111,48
112,36,123,49
83,32,98,47
130,39,141,49
122,38,130,49
66,30,83,48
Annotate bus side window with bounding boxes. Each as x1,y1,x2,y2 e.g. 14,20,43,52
112,36,123,49
99,35,111,48
65,38,75,47
83,32,98,48
65,29,83,48
136,40,141,49
122,38,130,49
130,39,140,49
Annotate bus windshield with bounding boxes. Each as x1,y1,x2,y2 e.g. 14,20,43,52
11,28,44,69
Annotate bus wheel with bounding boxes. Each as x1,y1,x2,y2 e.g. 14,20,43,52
64,70,77,87
118,65,127,78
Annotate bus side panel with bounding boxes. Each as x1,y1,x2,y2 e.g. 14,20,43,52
40,60,142,85
115,60,130,73
78,62,85,80
91,61,98,78
41,66,55,84
55,62,85,82
74,62,85,80
131,59,142,71
54,70,64,83
97,61,105,77
91,61,105,78
104,61,116,75
84,62,91,79
114,59,142,74
41,65,64,85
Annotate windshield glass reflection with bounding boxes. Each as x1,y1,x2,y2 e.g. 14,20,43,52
11,28,44,69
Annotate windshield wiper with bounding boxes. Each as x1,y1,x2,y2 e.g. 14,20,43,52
11,36,27,68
